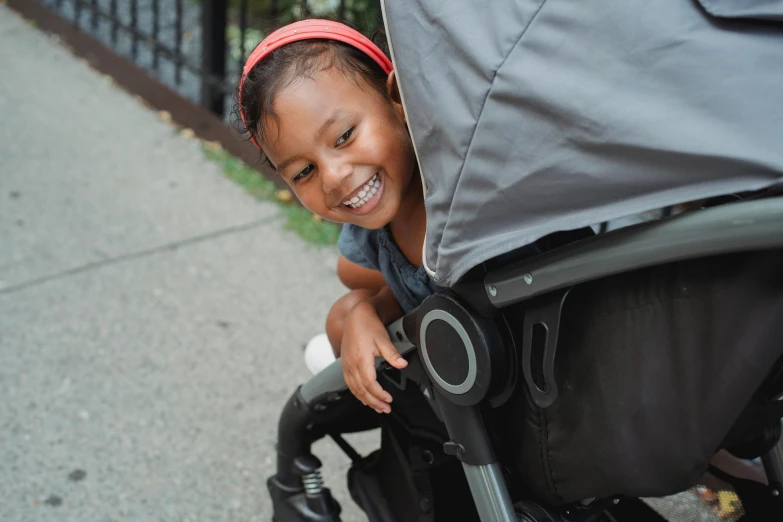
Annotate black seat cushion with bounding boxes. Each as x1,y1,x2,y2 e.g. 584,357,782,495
494,249,783,505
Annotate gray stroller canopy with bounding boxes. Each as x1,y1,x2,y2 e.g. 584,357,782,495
381,0,783,288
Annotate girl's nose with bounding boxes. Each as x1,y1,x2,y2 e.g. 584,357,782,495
322,161,352,193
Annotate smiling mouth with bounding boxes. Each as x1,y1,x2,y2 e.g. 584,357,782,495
342,172,381,209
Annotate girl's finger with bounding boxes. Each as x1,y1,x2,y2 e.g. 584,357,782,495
359,354,392,403
359,360,392,410
378,339,408,369
364,377,392,405
358,387,388,413
344,372,365,406
350,369,388,413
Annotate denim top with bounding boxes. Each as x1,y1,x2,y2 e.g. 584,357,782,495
338,224,441,313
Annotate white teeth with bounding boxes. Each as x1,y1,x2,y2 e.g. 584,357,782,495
344,173,381,209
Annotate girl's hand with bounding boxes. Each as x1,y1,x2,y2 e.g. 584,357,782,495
341,301,408,413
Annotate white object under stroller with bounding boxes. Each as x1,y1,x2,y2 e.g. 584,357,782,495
268,1,783,520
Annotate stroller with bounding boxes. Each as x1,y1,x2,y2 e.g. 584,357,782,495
268,1,783,520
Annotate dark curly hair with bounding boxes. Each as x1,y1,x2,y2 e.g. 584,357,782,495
235,27,390,162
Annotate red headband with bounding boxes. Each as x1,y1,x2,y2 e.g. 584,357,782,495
238,19,394,149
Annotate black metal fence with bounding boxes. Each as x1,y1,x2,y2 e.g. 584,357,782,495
41,0,382,120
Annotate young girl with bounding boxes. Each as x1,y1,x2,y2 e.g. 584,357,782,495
237,20,438,415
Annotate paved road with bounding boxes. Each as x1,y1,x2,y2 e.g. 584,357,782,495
0,5,374,521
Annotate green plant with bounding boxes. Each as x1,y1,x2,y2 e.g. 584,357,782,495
201,145,340,246
232,0,380,36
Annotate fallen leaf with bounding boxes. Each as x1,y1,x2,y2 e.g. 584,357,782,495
716,491,742,520
179,128,195,139
205,140,222,152
275,190,293,204
158,110,172,124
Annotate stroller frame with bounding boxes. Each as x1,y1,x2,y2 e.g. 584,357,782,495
269,194,783,522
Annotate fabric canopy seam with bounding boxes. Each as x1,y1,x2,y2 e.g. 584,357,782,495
440,0,550,276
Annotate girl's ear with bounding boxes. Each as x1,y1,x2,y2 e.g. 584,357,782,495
386,70,406,120
386,70,402,104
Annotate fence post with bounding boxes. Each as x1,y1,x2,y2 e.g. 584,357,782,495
201,0,228,116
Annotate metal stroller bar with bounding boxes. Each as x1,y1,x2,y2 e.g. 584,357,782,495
763,420,783,494
463,462,516,522
435,389,517,522
485,196,783,308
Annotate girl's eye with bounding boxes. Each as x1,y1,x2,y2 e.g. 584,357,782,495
335,127,355,146
293,164,314,182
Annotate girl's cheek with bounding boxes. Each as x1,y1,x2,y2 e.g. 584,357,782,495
294,190,315,211
298,188,329,215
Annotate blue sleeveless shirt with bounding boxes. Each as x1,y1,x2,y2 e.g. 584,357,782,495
337,224,441,313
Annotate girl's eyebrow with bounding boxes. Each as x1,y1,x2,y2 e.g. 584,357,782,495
315,112,341,141
277,155,299,174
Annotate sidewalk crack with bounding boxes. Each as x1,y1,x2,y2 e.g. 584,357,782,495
0,216,280,296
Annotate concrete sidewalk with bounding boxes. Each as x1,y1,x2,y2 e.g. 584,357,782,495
0,5,373,521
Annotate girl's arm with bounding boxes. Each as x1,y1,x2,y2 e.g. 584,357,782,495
366,285,404,325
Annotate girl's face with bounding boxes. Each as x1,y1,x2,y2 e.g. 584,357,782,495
260,66,417,230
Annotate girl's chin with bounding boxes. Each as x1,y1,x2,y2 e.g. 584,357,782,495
348,208,392,229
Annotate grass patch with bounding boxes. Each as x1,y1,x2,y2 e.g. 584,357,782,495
282,205,340,245
201,145,340,246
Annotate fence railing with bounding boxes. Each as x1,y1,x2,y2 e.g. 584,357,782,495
39,0,382,120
